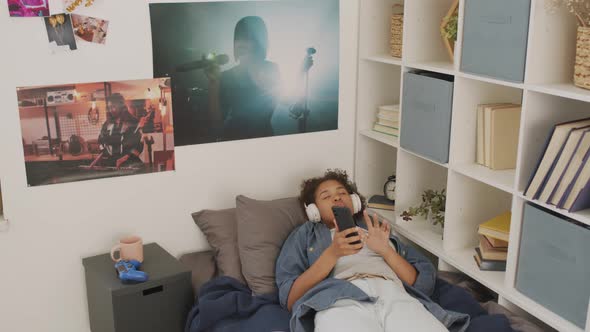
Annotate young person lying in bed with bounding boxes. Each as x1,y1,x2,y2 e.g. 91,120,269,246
275,169,470,332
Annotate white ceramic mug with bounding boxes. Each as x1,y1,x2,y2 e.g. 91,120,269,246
110,235,144,262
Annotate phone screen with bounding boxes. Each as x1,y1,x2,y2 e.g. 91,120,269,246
332,206,361,245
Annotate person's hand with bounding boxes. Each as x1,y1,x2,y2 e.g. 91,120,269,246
327,222,363,259
205,64,221,85
137,116,148,130
116,155,130,169
301,55,314,73
362,211,393,257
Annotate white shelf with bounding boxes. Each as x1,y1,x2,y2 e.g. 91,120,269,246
443,248,506,295
528,83,590,104
355,0,590,330
451,163,515,194
404,60,455,76
364,54,402,66
517,192,590,227
400,147,449,169
375,210,445,257
359,129,399,148
457,71,525,90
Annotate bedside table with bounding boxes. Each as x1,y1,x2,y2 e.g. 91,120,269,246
83,243,193,332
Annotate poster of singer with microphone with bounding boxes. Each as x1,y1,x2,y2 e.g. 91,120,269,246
149,0,339,146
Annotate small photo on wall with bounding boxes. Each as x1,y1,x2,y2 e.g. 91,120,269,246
8,0,50,17
44,13,77,53
72,14,109,44
63,0,97,13
16,78,176,187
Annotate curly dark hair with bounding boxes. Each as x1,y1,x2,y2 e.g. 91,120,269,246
299,169,366,216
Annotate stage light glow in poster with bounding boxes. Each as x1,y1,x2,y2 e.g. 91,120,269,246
16,78,175,187
149,0,340,146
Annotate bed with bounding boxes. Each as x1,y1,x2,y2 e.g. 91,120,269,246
179,195,544,332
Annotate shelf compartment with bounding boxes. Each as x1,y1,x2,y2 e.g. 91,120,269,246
525,0,578,87
395,148,448,214
355,137,397,200
516,91,590,194
403,0,457,69
452,163,515,194
359,0,405,59
359,129,398,148
445,170,513,252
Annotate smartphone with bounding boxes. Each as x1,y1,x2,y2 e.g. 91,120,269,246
332,206,361,245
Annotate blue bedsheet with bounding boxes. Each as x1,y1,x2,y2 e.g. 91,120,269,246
184,276,291,332
185,276,514,332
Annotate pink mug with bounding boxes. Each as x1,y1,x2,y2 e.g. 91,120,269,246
110,236,144,262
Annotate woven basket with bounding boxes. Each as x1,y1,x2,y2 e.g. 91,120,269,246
390,14,403,58
575,26,590,90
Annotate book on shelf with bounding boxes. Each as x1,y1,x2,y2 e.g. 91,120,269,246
377,104,400,122
477,211,511,242
475,103,521,169
524,117,590,200
473,247,507,271
540,126,590,204
549,130,590,207
378,104,400,113
367,195,395,211
558,147,590,211
373,123,399,137
376,118,400,128
478,235,508,261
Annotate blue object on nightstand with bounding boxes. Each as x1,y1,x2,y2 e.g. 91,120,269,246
115,260,149,284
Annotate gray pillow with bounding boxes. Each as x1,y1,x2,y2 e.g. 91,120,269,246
179,250,217,296
236,195,307,295
191,208,246,284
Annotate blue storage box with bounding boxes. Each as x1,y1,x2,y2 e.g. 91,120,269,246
400,71,454,164
461,0,531,82
516,203,590,328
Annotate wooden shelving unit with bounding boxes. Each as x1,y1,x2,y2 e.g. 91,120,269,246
354,1,589,331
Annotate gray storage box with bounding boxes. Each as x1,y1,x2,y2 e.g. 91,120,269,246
83,243,193,332
516,203,590,328
461,0,531,82
400,71,454,163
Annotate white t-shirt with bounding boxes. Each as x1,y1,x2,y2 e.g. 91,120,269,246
330,229,404,288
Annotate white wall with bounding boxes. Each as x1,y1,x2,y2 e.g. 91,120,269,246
0,1,360,331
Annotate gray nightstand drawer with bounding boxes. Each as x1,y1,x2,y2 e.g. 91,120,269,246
83,243,193,332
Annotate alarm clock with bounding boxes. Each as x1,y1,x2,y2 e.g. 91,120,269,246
383,175,396,201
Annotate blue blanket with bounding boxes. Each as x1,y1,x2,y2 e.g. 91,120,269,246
185,276,514,332
185,276,291,332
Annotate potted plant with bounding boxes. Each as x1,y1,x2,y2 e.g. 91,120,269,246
440,0,459,62
545,0,590,90
401,189,446,233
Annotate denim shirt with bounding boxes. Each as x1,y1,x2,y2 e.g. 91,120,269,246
275,219,470,332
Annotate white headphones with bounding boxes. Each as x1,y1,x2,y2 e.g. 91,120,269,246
305,193,362,223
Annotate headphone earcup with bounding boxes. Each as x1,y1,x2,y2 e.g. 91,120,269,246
305,203,321,223
351,193,362,214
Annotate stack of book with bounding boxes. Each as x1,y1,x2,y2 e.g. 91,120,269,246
476,103,522,170
473,211,510,271
525,118,590,212
373,104,400,137
367,195,395,211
